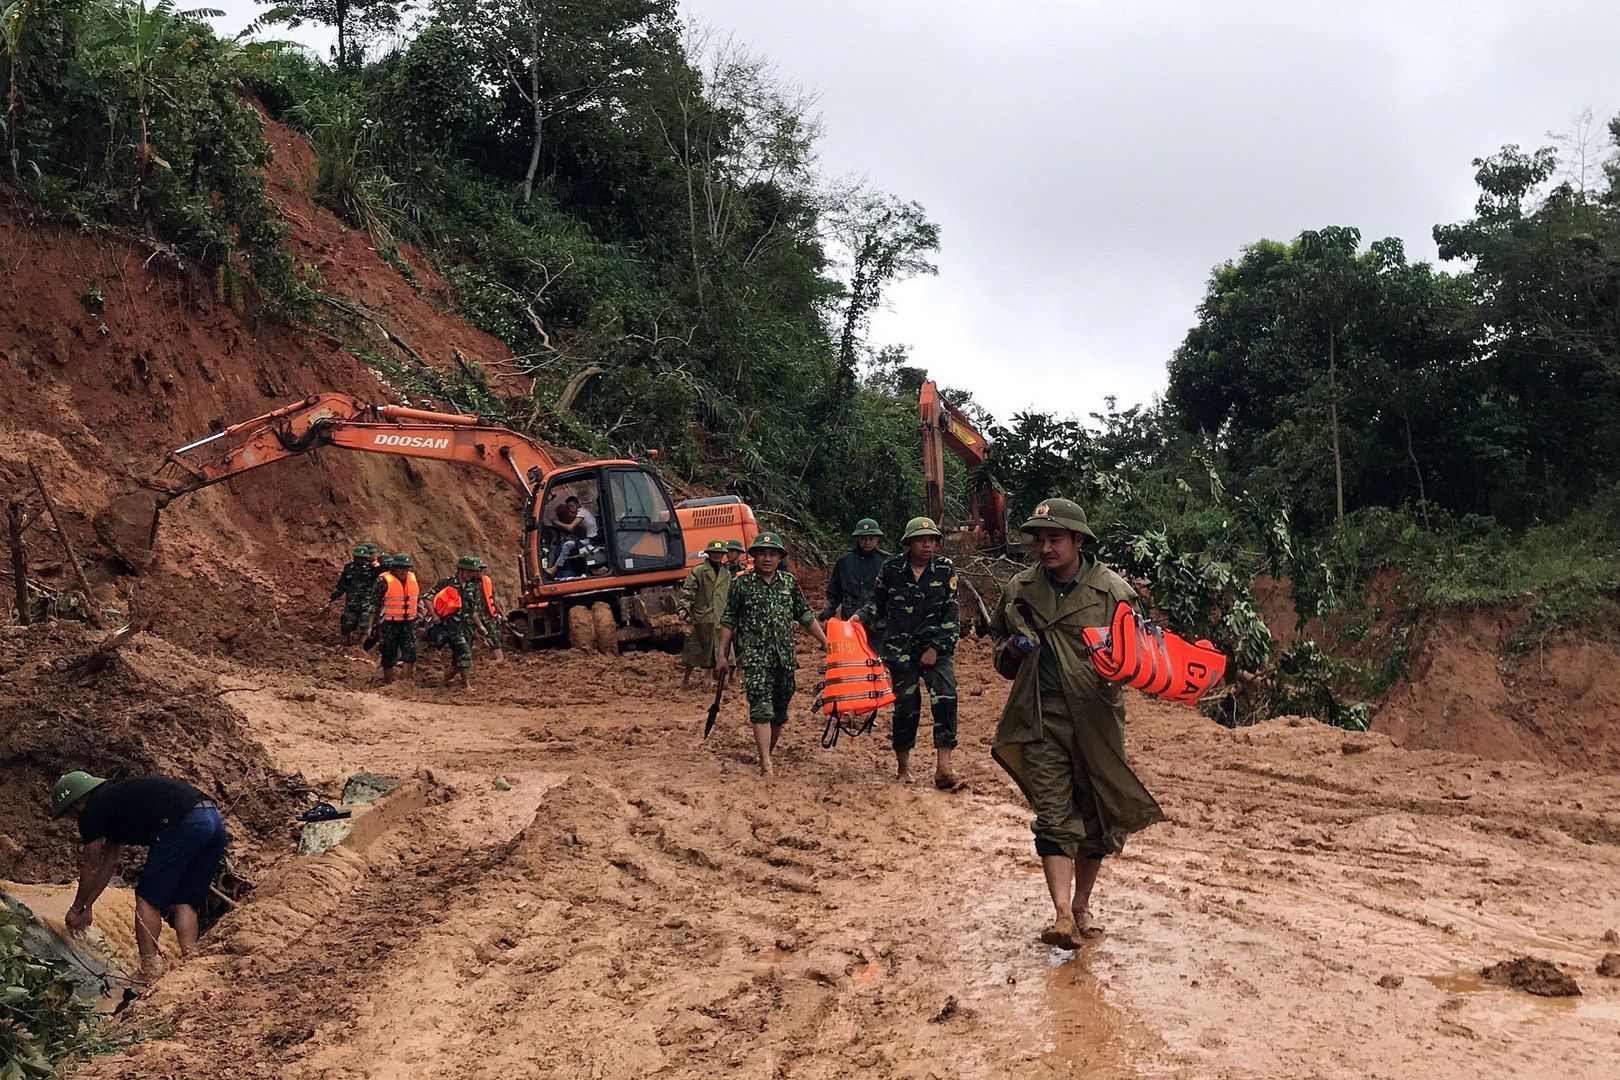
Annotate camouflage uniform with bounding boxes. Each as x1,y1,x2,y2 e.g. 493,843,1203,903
332,556,381,634
429,575,481,671
721,568,815,724
860,552,960,753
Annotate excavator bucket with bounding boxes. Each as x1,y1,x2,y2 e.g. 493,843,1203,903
93,490,164,572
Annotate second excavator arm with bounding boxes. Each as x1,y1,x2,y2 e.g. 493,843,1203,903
919,380,1007,545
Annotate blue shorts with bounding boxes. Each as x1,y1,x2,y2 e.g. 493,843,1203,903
138,806,228,911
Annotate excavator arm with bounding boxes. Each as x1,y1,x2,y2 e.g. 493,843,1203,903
144,393,557,502
919,380,1006,546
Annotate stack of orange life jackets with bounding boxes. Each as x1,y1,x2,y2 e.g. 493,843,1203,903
813,618,896,746
1080,601,1226,705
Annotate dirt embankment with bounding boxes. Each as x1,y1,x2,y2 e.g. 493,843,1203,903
1253,574,1620,772
0,106,541,665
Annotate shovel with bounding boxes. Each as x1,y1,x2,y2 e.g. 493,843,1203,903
703,670,729,739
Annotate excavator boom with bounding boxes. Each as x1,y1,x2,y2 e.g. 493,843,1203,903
97,392,760,649
145,393,558,501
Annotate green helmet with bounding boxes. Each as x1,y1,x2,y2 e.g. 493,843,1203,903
900,516,943,542
52,771,107,818
703,539,730,555
748,531,787,554
353,543,375,558
455,555,481,572
852,518,884,538
1018,497,1097,542
472,558,488,570
726,539,747,553
391,553,414,568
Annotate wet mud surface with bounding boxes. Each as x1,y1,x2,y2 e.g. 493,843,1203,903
33,634,1618,1079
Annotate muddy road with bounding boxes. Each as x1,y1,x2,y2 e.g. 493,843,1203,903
76,636,1620,1079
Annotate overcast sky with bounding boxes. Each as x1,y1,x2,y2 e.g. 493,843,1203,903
215,0,1618,424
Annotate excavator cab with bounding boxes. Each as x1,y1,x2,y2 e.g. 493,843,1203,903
527,464,685,584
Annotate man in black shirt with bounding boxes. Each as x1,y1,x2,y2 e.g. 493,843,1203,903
51,771,229,979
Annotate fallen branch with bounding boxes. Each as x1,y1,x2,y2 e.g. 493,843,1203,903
27,461,101,628
318,295,422,361
61,615,149,679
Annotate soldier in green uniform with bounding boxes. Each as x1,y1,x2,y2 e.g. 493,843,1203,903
725,539,747,576
469,558,506,665
331,543,382,646
856,516,961,788
678,539,733,689
433,556,485,690
370,554,420,684
716,532,827,776
990,498,1165,950
822,519,891,633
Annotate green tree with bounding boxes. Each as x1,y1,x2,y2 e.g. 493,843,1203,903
275,0,400,69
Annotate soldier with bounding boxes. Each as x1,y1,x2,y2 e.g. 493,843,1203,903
725,539,748,576
857,517,960,788
678,539,733,689
371,553,420,684
989,498,1165,949
822,519,891,632
432,556,485,690
331,543,382,646
715,532,827,776
470,558,506,664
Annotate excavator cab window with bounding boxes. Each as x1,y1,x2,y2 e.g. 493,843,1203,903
534,466,685,581
603,467,684,573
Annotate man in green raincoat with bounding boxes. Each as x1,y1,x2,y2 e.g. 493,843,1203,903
678,539,733,688
990,498,1165,949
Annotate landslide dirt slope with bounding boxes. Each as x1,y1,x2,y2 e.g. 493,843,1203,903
0,110,531,665
69,638,1620,1080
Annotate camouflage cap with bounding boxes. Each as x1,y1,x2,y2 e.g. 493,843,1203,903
1018,498,1097,542
748,531,787,554
703,539,730,555
851,518,884,538
726,539,747,553
900,516,943,542
455,555,481,571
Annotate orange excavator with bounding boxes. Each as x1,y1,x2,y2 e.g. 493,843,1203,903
98,393,759,652
919,380,1006,548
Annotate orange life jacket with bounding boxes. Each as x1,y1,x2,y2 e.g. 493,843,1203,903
431,586,462,619
1080,601,1226,705
381,571,420,622
480,574,499,618
814,617,896,717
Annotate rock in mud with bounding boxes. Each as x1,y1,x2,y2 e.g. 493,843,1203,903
1376,974,1403,989
1480,956,1581,997
1596,953,1620,978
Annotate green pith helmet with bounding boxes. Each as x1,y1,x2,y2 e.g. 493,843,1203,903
900,516,943,542
455,555,481,571
852,518,884,538
52,771,107,818
748,531,787,554
391,553,414,568
703,539,730,555
353,544,375,558
472,558,488,570
1018,497,1098,542
726,539,746,553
